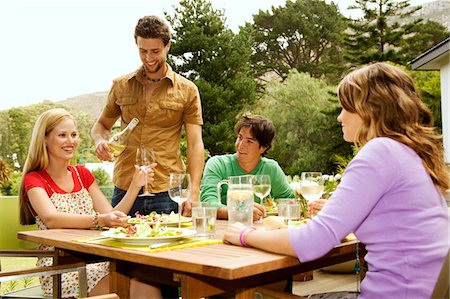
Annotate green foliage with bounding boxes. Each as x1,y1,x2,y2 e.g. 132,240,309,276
166,0,257,155
0,158,12,186
0,101,96,172
250,0,348,84
409,69,443,131
91,168,112,186
400,21,449,62
252,70,353,174
344,0,426,64
78,148,101,164
333,146,359,175
0,172,22,196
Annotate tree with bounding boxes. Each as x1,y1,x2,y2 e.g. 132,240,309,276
92,168,112,186
0,101,96,171
0,158,12,186
166,0,257,155
400,21,449,62
249,0,348,84
251,70,352,174
343,0,438,64
409,69,443,131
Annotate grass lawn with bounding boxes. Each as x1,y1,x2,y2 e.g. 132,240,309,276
0,257,40,294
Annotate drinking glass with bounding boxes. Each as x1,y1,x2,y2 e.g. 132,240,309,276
300,172,324,202
192,207,217,237
168,173,191,228
277,199,301,226
252,175,271,223
136,147,155,197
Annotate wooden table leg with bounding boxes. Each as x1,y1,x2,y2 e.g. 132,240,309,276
109,260,130,299
175,273,224,298
235,287,255,299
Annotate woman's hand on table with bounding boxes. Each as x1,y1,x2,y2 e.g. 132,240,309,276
99,211,131,228
223,222,246,246
307,199,327,218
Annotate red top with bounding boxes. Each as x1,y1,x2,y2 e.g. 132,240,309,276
24,165,95,197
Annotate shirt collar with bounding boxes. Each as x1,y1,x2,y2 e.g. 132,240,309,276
126,63,175,85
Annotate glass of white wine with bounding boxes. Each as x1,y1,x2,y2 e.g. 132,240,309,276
300,172,324,202
136,147,155,197
168,173,191,228
252,175,271,223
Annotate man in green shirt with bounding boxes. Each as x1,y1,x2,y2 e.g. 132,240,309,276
200,114,294,221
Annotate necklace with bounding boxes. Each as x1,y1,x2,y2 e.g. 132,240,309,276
143,71,163,83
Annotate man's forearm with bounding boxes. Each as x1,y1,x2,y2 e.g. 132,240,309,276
91,122,110,145
187,143,204,200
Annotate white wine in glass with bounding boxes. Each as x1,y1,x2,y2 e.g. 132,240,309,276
252,175,271,223
300,172,324,202
136,147,155,197
168,173,191,228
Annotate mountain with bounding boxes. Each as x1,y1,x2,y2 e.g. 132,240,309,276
59,91,108,119
408,0,450,30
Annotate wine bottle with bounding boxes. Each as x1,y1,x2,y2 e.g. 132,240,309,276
108,118,139,159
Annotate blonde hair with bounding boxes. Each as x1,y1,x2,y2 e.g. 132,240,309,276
19,108,76,225
337,62,449,193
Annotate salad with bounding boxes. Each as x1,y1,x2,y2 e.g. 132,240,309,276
108,223,182,238
127,211,187,225
263,197,277,214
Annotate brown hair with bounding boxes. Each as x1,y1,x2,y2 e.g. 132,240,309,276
234,114,276,155
134,16,171,45
338,62,449,193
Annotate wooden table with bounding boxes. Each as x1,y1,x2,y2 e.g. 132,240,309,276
18,221,362,298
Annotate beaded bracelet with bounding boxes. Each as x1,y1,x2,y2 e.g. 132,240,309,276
239,227,256,248
92,212,101,230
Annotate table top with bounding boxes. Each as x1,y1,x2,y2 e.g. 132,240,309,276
18,220,358,281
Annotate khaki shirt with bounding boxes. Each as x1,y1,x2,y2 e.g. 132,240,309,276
102,64,203,192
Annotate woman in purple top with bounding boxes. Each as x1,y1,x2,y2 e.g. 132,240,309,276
224,62,450,299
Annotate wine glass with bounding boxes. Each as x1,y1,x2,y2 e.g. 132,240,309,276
168,173,191,228
300,172,324,202
136,147,155,197
252,175,271,223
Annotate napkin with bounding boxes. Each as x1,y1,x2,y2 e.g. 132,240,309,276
76,236,222,253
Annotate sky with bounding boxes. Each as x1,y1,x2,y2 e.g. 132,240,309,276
0,0,433,111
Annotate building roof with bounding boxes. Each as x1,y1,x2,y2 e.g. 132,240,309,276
410,36,450,70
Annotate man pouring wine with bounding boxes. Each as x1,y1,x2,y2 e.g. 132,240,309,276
91,15,204,219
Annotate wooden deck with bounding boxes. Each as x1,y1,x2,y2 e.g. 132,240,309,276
293,269,358,297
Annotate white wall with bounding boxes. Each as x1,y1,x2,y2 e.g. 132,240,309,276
440,63,450,163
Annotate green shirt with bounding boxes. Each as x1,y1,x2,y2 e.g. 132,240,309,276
200,153,294,208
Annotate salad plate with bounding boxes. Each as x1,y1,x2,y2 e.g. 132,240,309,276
101,228,196,245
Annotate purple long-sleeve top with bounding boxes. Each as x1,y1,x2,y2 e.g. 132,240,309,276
289,137,449,299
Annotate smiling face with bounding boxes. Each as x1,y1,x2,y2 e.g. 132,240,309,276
235,127,267,166
337,108,363,143
137,37,169,77
45,118,78,161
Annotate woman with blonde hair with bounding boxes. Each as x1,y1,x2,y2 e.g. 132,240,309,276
225,62,449,298
19,108,161,298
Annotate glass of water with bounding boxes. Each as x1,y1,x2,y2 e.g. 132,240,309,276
192,207,217,237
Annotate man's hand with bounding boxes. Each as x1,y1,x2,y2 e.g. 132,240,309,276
182,196,198,217
253,202,266,222
94,139,113,162
307,198,327,218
